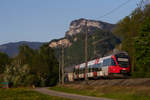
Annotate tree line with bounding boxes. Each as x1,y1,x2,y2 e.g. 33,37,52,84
113,1,150,77
0,43,58,87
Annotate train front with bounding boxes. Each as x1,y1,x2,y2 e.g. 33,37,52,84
109,52,131,77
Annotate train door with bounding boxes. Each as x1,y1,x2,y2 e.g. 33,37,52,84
101,58,111,76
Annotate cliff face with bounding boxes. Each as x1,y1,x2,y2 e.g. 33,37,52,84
49,18,116,48
65,18,115,36
49,39,71,48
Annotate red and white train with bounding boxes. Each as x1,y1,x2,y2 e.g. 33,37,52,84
66,52,131,82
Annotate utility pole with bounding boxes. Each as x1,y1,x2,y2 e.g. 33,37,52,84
85,20,88,81
59,56,61,85
61,46,64,85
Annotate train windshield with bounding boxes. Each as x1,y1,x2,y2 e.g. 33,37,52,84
115,53,129,68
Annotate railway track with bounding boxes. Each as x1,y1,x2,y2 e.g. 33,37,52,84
65,78,150,86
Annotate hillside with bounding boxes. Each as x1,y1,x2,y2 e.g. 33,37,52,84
0,41,44,57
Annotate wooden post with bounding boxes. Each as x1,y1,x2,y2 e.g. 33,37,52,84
61,46,64,85
85,20,88,82
93,44,96,58
59,56,61,85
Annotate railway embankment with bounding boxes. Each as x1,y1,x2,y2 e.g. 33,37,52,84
66,78,150,87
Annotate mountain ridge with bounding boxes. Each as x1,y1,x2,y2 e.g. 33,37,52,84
0,41,44,57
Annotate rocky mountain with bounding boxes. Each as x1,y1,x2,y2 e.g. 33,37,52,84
66,18,115,36
49,18,116,48
0,41,44,57
49,18,120,68
49,38,71,48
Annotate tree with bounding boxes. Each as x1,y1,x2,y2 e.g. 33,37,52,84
133,16,150,77
4,44,59,87
113,3,150,73
0,52,10,74
31,44,59,86
17,44,35,65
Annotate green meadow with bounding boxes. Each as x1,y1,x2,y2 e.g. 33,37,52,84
0,88,70,100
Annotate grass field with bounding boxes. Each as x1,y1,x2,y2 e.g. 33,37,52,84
0,88,70,100
50,85,150,100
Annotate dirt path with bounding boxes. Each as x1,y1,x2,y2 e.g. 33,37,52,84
34,87,114,100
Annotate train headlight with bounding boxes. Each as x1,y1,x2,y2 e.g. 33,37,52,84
120,70,127,74
122,68,126,70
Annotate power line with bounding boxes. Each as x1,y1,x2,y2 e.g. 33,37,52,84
97,0,132,19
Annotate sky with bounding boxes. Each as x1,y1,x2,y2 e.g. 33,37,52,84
0,0,142,45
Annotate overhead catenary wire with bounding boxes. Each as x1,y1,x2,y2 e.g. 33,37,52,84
97,0,132,19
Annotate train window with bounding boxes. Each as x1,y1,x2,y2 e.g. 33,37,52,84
89,63,102,71
103,58,111,66
96,64,99,68
108,59,111,65
103,59,107,66
99,63,102,67
111,58,116,66
96,63,101,67
115,53,129,68
93,64,97,68
103,58,116,66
